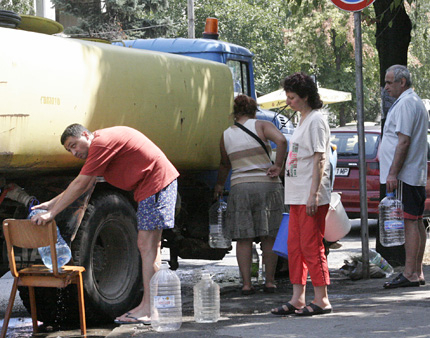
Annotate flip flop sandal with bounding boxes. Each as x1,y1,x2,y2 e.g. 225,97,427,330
271,302,298,316
241,288,256,295
114,313,151,325
295,303,332,316
263,286,276,293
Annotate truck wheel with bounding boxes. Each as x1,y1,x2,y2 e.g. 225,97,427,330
19,191,142,325
73,191,142,322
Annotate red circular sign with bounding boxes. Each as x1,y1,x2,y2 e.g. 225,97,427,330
331,0,375,12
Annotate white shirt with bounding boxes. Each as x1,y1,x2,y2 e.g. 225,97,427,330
284,110,331,205
379,88,428,186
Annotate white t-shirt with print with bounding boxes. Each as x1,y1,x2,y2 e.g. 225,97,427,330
284,109,331,205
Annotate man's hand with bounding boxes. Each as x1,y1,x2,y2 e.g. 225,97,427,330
31,210,54,225
386,173,398,193
31,201,52,211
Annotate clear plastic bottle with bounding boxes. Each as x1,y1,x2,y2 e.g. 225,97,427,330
251,243,259,283
28,209,72,271
208,197,231,249
193,272,220,323
150,261,182,332
379,192,405,247
369,249,394,277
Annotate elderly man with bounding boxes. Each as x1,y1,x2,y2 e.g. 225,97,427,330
31,123,179,324
380,65,428,289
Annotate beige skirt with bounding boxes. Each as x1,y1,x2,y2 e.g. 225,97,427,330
225,182,284,240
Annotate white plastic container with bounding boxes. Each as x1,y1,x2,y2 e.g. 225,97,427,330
379,192,405,247
369,249,394,277
325,192,351,242
28,209,71,271
251,243,259,283
150,261,182,332
208,197,231,249
193,272,220,323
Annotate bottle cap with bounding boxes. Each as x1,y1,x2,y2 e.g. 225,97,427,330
386,192,395,197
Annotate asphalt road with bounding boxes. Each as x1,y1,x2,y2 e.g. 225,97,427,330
7,219,430,338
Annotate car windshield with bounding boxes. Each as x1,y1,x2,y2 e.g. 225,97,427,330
331,132,379,159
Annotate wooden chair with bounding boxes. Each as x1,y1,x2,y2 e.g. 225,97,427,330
1,219,86,338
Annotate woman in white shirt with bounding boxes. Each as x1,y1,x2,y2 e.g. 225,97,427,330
271,73,332,316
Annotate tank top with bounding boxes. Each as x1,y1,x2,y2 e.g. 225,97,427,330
223,119,280,186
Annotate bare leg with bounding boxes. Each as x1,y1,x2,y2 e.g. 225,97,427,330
295,285,331,314
403,219,420,281
312,285,331,309
416,219,427,281
260,236,278,288
236,238,253,291
115,229,162,322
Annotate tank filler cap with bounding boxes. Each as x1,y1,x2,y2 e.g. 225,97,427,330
202,18,219,40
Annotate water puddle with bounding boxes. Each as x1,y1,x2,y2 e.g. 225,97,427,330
0,317,106,338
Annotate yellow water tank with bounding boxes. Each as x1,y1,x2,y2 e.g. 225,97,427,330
0,27,233,173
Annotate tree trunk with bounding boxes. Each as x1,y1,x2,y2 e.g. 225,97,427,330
374,0,411,88
374,0,411,266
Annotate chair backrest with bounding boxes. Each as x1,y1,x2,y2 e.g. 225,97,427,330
2,219,59,276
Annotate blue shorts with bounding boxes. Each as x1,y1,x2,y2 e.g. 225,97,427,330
136,179,177,231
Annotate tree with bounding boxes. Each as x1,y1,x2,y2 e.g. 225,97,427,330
408,1,430,100
0,0,34,14
168,0,380,126
52,0,174,40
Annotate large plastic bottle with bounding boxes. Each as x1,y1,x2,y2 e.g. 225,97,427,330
208,197,231,249
379,192,405,247
27,209,72,271
251,243,259,283
369,249,394,277
150,261,182,332
193,272,220,323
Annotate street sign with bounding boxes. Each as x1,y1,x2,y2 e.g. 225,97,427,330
330,0,375,12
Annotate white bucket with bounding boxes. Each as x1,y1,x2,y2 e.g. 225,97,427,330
325,192,351,242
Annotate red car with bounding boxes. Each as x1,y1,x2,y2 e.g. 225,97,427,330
330,125,430,219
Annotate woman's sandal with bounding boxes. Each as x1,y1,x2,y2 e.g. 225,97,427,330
271,302,298,316
295,303,332,316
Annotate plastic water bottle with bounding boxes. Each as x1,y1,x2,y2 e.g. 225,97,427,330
369,249,394,277
193,272,220,323
28,209,72,271
379,192,405,247
150,261,182,332
251,243,259,283
208,197,231,249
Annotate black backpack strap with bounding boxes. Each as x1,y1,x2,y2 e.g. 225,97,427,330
234,121,273,163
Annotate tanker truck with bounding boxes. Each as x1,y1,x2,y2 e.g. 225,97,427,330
0,19,291,325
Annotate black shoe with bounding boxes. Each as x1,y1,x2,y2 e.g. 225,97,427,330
420,279,426,286
383,273,420,289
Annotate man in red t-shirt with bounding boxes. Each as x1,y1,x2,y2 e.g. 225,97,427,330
31,124,179,325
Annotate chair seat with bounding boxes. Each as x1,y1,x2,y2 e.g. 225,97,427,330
18,265,86,288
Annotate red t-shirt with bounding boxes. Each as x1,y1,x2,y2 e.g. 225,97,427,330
80,126,179,202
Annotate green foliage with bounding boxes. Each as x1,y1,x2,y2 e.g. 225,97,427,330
408,1,430,100
167,0,381,125
0,0,34,14
52,0,173,39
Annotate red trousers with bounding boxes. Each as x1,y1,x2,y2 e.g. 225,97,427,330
287,204,330,286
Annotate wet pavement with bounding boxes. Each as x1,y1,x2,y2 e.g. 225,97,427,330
2,220,430,337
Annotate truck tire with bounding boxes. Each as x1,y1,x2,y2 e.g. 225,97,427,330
19,191,142,325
